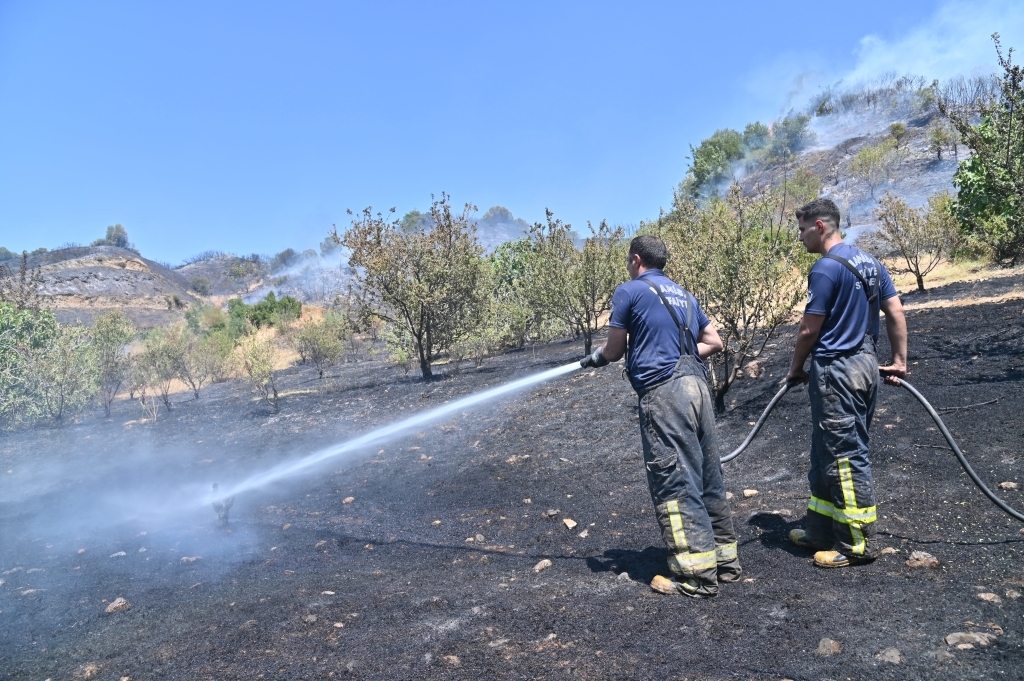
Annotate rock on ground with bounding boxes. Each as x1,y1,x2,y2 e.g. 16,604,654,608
816,638,841,656
876,647,903,664
905,551,939,568
944,632,998,647
105,597,131,614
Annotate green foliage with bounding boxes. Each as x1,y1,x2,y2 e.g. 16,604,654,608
224,293,302,331
849,139,897,197
766,114,812,162
338,193,490,378
295,314,350,379
139,327,184,410
872,192,960,291
944,35,1024,262
929,125,952,159
239,333,280,411
92,310,136,416
21,323,98,424
0,304,59,428
889,122,907,149
270,248,300,273
92,224,130,248
743,122,770,151
190,277,212,295
527,213,626,354
682,128,745,197
654,186,814,412
486,239,545,349
0,247,16,261
320,236,342,257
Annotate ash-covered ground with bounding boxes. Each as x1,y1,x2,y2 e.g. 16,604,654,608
2,279,1024,680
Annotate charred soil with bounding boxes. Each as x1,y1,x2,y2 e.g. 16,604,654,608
2,278,1024,680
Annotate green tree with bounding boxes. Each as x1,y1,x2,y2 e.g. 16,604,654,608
240,333,280,412
0,304,58,428
943,34,1024,262
295,314,349,379
106,224,129,248
92,310,136,416
681,128,745,197
766,114,812,162
528,212,626,355
190,277,212,295
487,238,544,349
849,139,897,198
743,122,771,151
22,323,98,424
657,186,813,413
929,125,952,160
336,193,490,378
140,327,184,410
889,122,908,150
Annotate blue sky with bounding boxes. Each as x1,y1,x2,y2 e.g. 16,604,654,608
1,0,1021,263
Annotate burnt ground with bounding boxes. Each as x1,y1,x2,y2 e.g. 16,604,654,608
3,278,1024,680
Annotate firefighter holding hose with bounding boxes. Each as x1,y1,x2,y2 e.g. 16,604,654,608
785,198,908,568
581,235,740,598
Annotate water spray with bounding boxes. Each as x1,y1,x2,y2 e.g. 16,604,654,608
208,361,581,507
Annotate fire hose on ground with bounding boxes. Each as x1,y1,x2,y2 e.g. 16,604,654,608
721,377,1024,524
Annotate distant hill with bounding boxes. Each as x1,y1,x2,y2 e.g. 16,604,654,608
17,245,201,328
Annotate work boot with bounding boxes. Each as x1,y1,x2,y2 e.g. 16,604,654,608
813,550,875,568
716,560,743,583
650,574,717,598
789,528,830,550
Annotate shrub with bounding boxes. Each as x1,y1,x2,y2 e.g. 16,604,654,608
92,310,136,416
21,323,99,424
239,333,280,411
190,277,212,295
295,314,349,379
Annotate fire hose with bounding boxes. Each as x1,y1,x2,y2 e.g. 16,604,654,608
721,377,1024,524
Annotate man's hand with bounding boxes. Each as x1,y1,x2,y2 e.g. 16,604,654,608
785,367,809,385
580,348,609,369
878,363,907,386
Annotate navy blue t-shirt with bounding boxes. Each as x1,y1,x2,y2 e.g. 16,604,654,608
609,270,710,392
805,243,898,358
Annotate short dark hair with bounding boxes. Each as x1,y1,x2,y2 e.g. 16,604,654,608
629,235,669,269
795,198,841,233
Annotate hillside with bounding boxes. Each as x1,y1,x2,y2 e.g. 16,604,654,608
19,245,201,328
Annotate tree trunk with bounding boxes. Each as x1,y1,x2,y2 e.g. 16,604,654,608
583,332,592,355
714,386,727,415
916,273,926,292
419,354,432,378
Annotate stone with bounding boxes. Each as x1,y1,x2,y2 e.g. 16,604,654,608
747,509,792,521
322,590,335,595
742,489,759,498
282,523,291,530
905,551,939,568
879,547,899,556
522,498,532,504
978,592,1002,604
431,520,441,526
77,548,86,554
924,648,955,662
944,631,997,647
109,551,126,558
876,647,903,664
475,534,485,543
343,497,355,504
998,481,1018,490
956,643,974,650
563,518,578,530
1006,589,1021,599
533,559,552,573
105,597,131,614
726,492,734,500
816,638,841,656
303,614,317,624
542,509,559,518
578,529,589,538
180,556,201,564
333,622,344,628
80,663,100,679
315,540,328,548
443,655,461,667
616,571,631,582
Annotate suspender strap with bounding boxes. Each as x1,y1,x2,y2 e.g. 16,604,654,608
822,254,879,306
639,274,697,356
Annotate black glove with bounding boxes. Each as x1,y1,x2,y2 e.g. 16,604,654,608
580,348,609,369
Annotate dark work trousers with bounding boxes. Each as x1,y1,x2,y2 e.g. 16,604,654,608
638,355,740,593
805,336,880,558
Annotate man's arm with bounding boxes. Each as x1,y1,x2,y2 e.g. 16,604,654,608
600,328,628,362
878,295,908,385
785,313,826,384
697,323,724,359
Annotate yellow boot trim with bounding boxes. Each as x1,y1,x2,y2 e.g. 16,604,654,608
668,550,717,574
715,542,738,562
